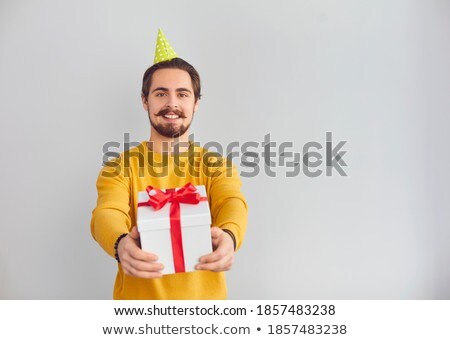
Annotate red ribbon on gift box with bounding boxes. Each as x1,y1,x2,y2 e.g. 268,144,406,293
137,182,208,273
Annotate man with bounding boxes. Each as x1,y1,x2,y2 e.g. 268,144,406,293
90,29,248,299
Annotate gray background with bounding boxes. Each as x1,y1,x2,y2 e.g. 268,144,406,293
1,0,449,299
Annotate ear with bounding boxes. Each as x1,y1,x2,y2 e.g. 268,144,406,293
193,99,200,113
141,96,149,111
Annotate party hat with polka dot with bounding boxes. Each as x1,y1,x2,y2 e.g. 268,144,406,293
153,28,178,64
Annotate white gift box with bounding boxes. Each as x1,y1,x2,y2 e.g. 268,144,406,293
137,185,212,275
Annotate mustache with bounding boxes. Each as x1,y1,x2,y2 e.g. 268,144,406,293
155,108,186,118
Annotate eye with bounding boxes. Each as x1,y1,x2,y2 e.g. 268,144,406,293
178,92,189,98
155,92,167,97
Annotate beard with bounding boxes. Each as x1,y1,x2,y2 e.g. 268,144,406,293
148,107,193,138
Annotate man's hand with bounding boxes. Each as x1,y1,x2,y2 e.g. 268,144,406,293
195,226,235,272
117,226,164,279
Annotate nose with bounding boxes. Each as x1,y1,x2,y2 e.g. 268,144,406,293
165,93,179,110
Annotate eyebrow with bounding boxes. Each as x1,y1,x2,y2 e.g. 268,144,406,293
151,87,192,94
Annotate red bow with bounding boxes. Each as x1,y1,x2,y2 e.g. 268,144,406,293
138,183,207,273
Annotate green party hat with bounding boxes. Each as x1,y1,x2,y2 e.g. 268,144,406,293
154,28,178,64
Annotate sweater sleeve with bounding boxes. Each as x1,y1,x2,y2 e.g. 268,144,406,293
207,158,248,251
90,157,132,258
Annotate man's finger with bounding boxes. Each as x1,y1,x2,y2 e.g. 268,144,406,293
199,252,221,264
196,257,231,272
198,246,232,265
128,246,159,262
125,265,163,279
128,258,164,273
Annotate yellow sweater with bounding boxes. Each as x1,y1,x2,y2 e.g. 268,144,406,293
90,141,248,299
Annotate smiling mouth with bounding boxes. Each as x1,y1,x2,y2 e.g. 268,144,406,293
163,113,180,119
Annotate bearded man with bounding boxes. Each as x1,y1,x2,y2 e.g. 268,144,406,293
90,29,248,299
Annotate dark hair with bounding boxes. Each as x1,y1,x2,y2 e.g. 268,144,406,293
141,57,201,102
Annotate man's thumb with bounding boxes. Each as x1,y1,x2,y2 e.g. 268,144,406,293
211,226,223,238
129,226,140,240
